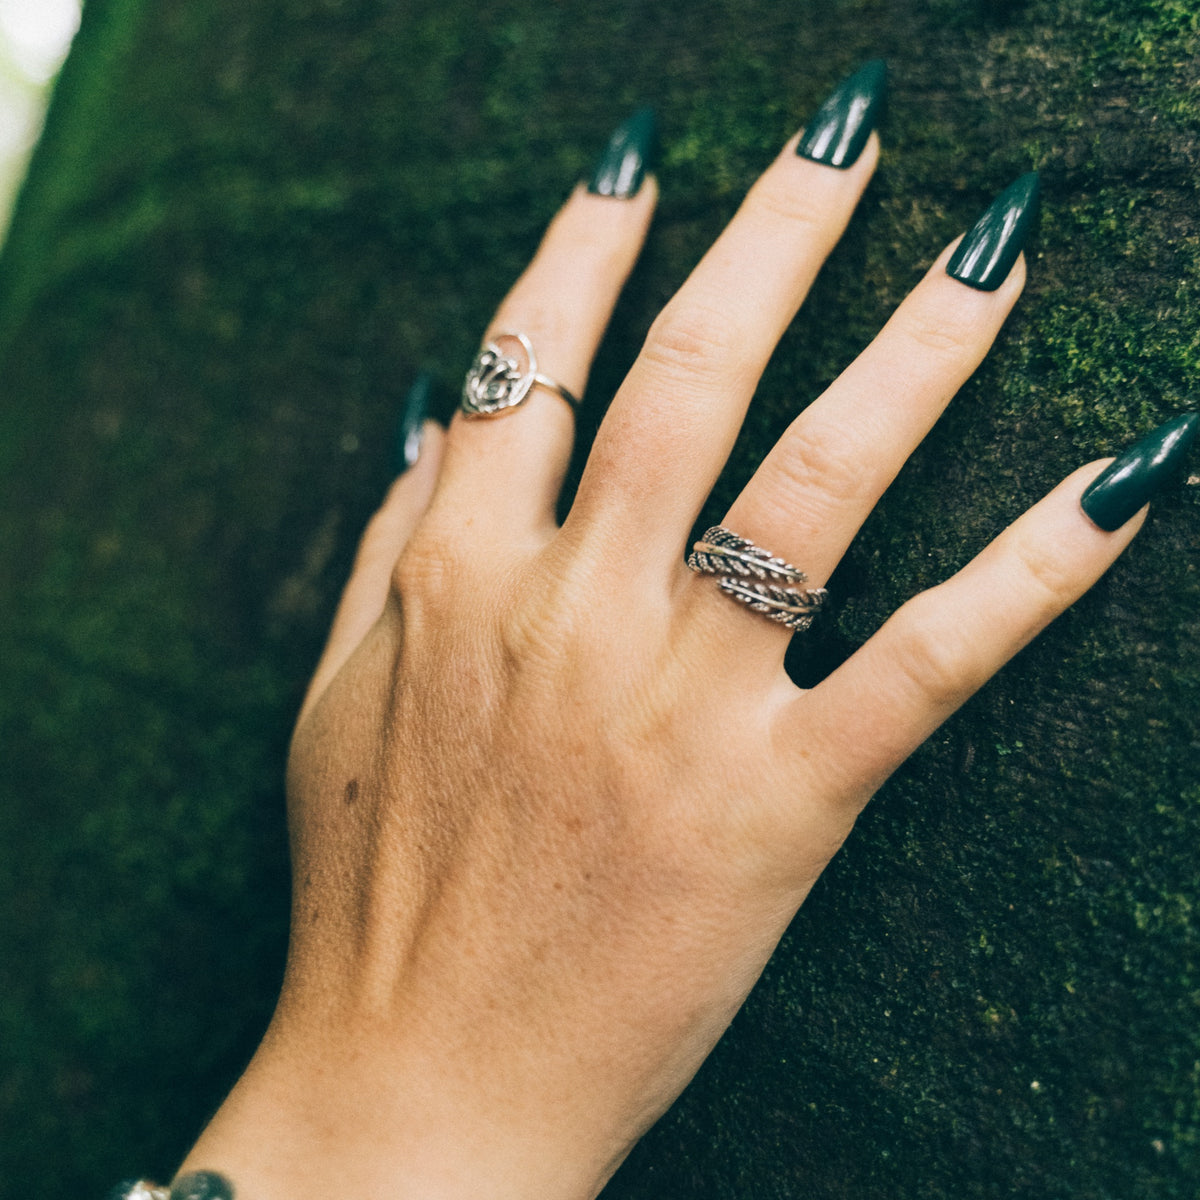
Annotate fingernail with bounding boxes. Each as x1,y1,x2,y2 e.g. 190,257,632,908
393,370,431,473
587,106,657,198
171,1172,236,1200
795,58,887,169
1080,412,1200,531
946,172,1040,291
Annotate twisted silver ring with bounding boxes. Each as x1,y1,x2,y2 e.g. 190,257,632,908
688,525,828,631
461,331,581,417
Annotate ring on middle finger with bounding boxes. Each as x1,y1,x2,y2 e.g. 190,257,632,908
688,525,828,631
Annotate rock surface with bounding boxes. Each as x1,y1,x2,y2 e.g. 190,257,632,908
1,0,1198,1196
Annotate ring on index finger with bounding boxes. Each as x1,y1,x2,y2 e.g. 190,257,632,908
461,331,581,417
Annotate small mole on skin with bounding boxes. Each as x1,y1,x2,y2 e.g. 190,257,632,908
344,779,359,806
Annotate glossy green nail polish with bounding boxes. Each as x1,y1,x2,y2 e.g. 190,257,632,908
393,370,432,474
171,1172,235,1200
1080,412,1199,531
587,107,657,198
796,59,887,169
946,172,1040,291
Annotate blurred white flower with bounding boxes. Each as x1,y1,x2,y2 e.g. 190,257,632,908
1,0,82,84
0,0,82,237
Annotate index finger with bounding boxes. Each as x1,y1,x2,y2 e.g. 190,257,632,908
783,414,1199,811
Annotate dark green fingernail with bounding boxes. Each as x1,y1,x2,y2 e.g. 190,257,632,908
1080,412,1199,531
171,1172,235,1200
796,59,887,169
587,106,657,198
946,172,1040,291
393,370,431,473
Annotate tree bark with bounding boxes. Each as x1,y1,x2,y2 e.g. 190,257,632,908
2,0,1198,1195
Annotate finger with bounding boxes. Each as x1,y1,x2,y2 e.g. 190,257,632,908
431,176,657,540
572,126,879,557
299,421,445,724
690,230,1027,667
781,461,1145,811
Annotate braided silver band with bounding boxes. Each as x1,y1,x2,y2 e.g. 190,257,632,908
461,331,580,416
688,525,827,632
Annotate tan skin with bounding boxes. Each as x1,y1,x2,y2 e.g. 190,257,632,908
179,133,1140,1198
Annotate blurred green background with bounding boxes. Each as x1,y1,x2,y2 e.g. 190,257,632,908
1,0,1198,1196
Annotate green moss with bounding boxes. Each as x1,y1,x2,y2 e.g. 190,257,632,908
2,0,1200,1196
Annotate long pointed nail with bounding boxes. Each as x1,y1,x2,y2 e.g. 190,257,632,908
946,172,1040,291
393,371,432,473
796,59,887,169
1080,412,1200,531
587,107,657,198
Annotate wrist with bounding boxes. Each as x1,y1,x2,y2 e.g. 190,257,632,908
178,1010,637,1200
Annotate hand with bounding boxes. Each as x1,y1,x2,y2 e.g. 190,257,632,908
177,72,1189,1200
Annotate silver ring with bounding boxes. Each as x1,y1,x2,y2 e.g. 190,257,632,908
461,331,581,417
688,525,827,631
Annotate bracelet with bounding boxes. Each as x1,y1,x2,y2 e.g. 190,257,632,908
108,1172,234,1200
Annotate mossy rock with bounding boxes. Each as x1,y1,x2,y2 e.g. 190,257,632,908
1,0,1198,1196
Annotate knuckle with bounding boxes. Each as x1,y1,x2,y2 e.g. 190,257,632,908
639,299,742,384
745,174,829,236
891,590,972,710
496,561,656,717
1010,530,1080,609
892,300,986,362
772,419,872,511
390,527,463,607
503,573,578,663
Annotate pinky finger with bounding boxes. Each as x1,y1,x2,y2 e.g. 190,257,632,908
789,414,1198,810
298,417,445,724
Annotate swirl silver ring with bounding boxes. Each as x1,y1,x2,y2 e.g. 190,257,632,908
461,331,581,417
688,525,828,631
